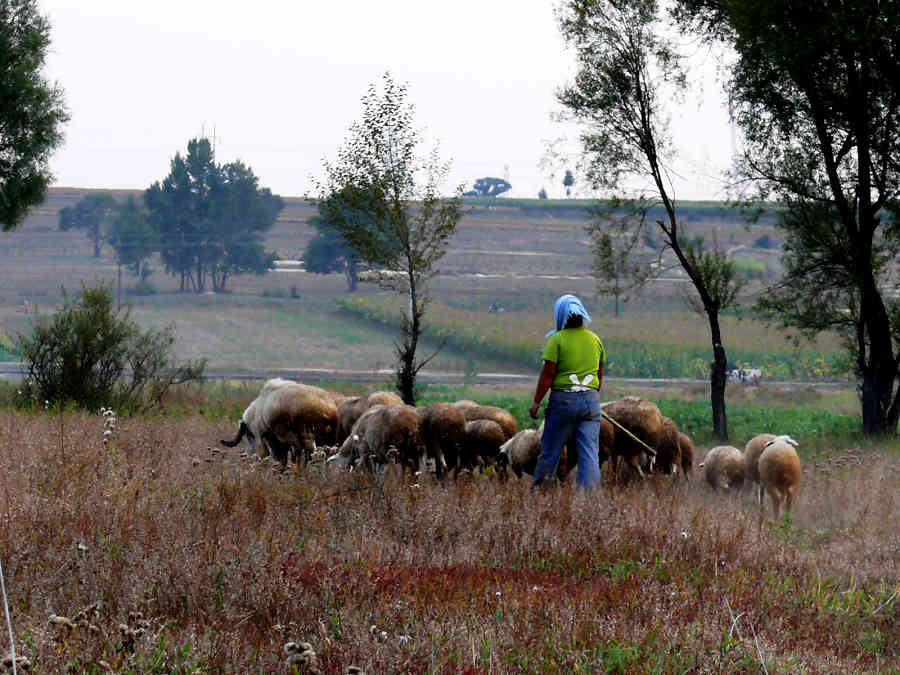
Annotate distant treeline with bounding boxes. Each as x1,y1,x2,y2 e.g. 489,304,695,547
461,197,781,225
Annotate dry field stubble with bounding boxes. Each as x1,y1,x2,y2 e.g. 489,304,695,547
0,409,897,672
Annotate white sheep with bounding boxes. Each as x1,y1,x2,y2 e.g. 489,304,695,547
498,425,543,478
221,378,338,468
757,435,802,521
220,377,293,458
701,445,746,493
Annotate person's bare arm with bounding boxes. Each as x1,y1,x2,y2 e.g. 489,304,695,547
597,362,603,390
530,360,558,419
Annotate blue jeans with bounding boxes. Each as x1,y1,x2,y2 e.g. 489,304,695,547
533,389,603,490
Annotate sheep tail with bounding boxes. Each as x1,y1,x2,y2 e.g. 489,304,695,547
220,421,249,448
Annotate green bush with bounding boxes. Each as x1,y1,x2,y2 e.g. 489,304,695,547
15,283,205,411
731,258,767,280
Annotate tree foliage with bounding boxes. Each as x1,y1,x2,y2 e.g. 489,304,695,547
465,177,512,198
303,189,361,291
318,72,463,404
563,169,575,197
107,196,158,279
587,200,652,317
0,0,68,230
675,0,900,434
58,192,116,257
15,283,204,411
557,0,742,439
144,138,283,293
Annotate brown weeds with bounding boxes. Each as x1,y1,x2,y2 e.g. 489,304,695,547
0,410,896,672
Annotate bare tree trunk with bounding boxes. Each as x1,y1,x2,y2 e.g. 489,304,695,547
708,310,728,440
396,279,419,405
859,281,899,435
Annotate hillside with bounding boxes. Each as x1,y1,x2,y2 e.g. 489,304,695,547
0,188,802,380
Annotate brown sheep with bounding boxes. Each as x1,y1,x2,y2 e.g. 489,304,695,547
603,396,664,481
417,402,466,479
701,445,746,492
461,419,507,471
651,416,682,476
258,382,338,467
460,404,517,440
499,418,614,482
744,433,776,498
333,404,424,474
677,431,695,479
336,390,404,445
758,435,802,521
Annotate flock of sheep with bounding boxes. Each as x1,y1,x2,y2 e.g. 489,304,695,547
220,378,803,521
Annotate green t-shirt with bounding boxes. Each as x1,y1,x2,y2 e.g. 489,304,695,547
541,327,606,391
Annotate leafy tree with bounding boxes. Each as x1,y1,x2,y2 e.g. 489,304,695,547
58,192,117,257
303,189,361,291
557,0,744,439
0,1,68,230
675,0,900,435
465,177,512,198
588,201,652,317
107,196,158,279
144,139,282,293
563,169,575,197
318,72,464,404
15,282,204,411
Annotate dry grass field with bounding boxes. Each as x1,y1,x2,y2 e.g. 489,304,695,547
0,399,897,673
1,191,894,673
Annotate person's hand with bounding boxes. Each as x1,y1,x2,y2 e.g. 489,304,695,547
529,401,541,419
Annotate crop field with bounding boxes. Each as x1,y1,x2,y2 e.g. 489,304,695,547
0,383,897,673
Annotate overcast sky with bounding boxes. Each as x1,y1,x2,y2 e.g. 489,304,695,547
40,0,734,201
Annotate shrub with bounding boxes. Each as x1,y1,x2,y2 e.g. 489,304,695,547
15,283,205,411
731,258,767,280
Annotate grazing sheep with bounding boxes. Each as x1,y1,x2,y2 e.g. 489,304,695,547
743,433,776,497
498,426,543,478
650,416,682,476
417,402,465,479
701,445,746,492
677,431,695,479
459,404,517,440
758,435,802,521
221,377,294,457
603,396,664,481
331,404,424,474
258,382,338,467
461,419,507,471
221,396,267,457
336,390,404,445
452,399,479,409
499,418,613,482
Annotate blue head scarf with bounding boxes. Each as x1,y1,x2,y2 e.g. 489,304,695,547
546,294,591,338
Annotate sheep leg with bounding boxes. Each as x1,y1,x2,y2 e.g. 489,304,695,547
785,487,796,515
770,491,782,522
626,454,645,480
